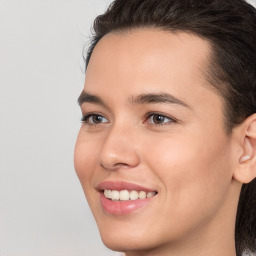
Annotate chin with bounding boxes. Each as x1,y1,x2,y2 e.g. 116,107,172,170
97,221,169,253
100,234,156,253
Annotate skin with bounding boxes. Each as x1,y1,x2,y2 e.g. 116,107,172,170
74,29,245,256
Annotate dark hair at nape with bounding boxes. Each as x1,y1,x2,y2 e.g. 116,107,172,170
84,0,256,255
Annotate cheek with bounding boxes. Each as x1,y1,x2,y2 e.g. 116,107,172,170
143,131,232,224
74,130,98,190
74,130,103,216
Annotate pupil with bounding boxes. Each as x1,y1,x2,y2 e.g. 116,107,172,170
153,115,164,123
93,115,102,123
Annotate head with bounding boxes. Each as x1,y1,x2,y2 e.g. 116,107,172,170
75,1,256,255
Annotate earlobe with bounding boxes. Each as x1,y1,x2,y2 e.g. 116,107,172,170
233,115,256,184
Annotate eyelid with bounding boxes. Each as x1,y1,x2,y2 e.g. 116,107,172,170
144,112,177,125
81,113,109,125
80,111,177,127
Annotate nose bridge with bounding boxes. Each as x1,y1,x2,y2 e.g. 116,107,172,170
99,121,140,170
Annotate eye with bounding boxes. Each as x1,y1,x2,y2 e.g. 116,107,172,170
147,113,175,125
81,114,109,125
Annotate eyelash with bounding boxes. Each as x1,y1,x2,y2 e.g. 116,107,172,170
81,112,176,126
145,112,176,126
81,113,109,126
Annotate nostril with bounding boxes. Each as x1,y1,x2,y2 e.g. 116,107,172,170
100,162,129,170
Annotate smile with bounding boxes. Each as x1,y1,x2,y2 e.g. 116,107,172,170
104,189,157,201
97,181,158,215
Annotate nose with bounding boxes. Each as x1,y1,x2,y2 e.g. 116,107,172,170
99,125,140,170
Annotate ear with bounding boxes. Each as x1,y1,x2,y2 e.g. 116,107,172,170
233,114,256,184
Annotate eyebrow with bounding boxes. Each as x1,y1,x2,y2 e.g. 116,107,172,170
129,92,190,108
78,91,107,108
78,91,190,109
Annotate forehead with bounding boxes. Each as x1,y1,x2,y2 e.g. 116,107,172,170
85,28,220,106
86,28,211,91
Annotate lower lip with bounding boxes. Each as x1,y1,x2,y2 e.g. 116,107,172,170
100,193,155,215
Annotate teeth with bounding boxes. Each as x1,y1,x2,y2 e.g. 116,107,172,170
103,189,156,201
104,189,112,199
130,190,139,200
139,191,146,199
111,190,120,201
146,192,156,198
119,190,129,201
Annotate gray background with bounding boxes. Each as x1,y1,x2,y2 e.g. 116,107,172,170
0,0,255,256
0,0,114,255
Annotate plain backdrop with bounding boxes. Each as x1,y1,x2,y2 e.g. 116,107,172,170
0,0,256,256
0,0,115,255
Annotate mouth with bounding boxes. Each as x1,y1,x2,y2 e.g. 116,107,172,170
103,189,157,201
96,181,158,215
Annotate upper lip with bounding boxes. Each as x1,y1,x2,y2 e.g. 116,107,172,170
96,181,157,192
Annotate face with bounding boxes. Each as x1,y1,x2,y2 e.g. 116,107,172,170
74,29,237,254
